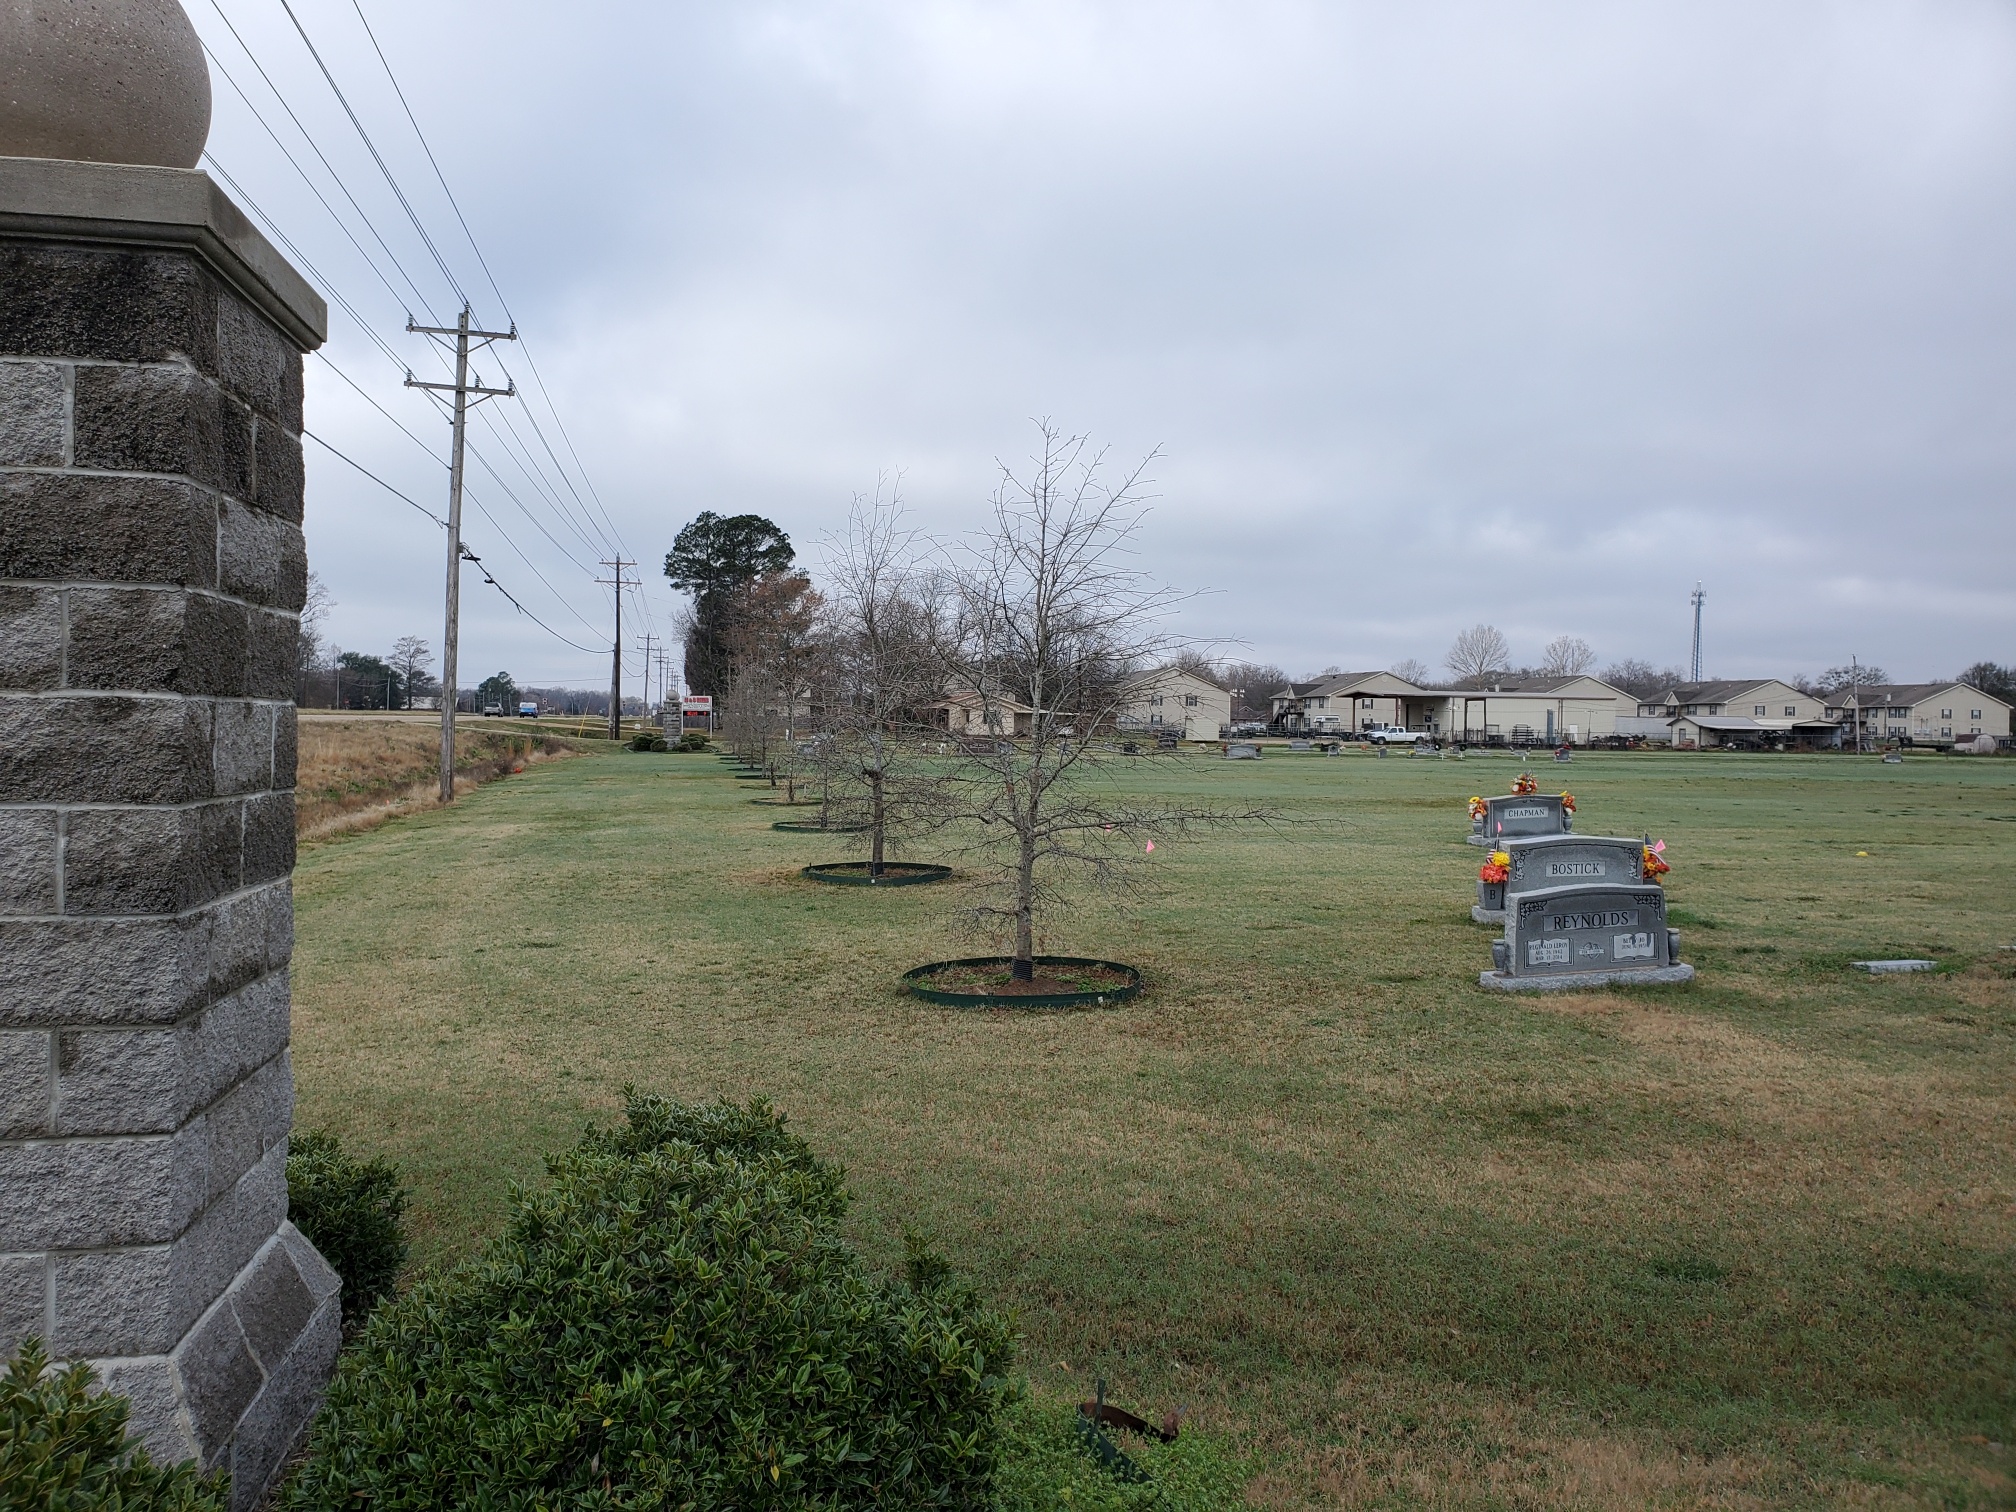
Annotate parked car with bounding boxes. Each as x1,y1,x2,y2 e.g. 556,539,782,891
481,703,503,717
1363,722,1430,746
517,701,538,718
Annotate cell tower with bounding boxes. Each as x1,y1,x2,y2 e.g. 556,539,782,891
1689,582,1705,682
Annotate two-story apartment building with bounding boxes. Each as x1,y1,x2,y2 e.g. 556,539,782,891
1824,683,2012,748
1116,667,1233,741
1271,671,1445,736
1637,679,1839,749
1441,676,1630,745
1269,672,1630,743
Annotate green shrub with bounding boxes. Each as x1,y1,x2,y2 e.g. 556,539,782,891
676,732,710,752
280,1094,1017,1511
0,1338,229,1511
991,1395,1249,1511
285,1131,409,1321
650,737,670,751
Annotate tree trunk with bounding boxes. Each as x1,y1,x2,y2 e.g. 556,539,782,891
869,769,885,876
1012,825,1036,980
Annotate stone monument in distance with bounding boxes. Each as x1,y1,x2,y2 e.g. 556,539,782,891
0,2,341,1504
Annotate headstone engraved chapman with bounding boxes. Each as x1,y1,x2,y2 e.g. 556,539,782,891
1467,792,1574,846
1473,834,1645,924
1481,883,1693,990
0,8,339,1504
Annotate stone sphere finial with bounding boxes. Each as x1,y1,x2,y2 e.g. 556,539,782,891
0,0,212,168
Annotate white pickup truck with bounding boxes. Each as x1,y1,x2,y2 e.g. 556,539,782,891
1363,722,1431,746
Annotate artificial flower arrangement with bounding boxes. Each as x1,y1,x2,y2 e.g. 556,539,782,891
1559,791,1576,815
1479,850,1511,884
1641,839,1669,879
1512,772,1539,795
1468,796,1488,821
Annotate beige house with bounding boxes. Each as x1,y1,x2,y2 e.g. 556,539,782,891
1439,676,1631,745
1641,679,1841,749
1824,683,2012,748
1271,671,1443,735
1270,671,1631,744
1118,667,1232,742
926,689,1034,738
1638,679,1832,724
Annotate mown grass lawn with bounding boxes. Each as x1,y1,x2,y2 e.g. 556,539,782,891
290,746,2016,1508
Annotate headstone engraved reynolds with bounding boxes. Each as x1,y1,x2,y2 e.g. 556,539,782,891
1473,834,1645,924
1,4,339,1504
1481,884,1694,991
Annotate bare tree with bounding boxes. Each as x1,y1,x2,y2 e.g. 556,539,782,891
1390,657,1434,687
817,479,940,870
723,571,825,791
931,422,1264,983
296,572,335,706
1958,661,2014,700
1600,658,1684,700
1445,624,1512,687
389,635,434,707
1539,635,1594,678
1812,663,1890,696
1216,660,1289,722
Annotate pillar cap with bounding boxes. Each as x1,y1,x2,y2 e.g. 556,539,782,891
0,157,326,349
0,0,211,169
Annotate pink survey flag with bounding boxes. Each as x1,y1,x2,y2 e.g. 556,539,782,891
1144,840,1155,852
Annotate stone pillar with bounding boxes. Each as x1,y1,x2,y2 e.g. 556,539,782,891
0,156,339,1506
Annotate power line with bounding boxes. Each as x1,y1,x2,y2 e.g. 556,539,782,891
303,428,439,525
277,0,469,308
202,1,444,320
205,2,638,664
344,1,647,616
303,430,598,656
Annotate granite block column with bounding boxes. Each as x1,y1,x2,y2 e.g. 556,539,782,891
0,157,339,1508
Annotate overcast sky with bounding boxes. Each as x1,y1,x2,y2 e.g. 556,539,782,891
190,0,2016,691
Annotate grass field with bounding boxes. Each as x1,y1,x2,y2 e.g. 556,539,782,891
295,716,582,838
289,746,2016,1508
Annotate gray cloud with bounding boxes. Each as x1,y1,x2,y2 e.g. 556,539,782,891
195,0,2016,687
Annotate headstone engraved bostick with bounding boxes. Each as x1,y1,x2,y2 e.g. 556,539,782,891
1474,834,1645,923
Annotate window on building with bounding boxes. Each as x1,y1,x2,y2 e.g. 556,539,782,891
1941,708,1953,718
1184,693,1199,706
1753,704,1767,715
1942,726,1952,737
1784,706,1796,716
1150,695,1162,706
1972,709,1984,719
1360,697,1375,707
1148,713,1162,725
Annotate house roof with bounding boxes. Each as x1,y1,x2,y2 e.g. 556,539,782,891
1451,676,1622,697
1648,679,1783,705
1826,682,2009,709
1271,671,1431,701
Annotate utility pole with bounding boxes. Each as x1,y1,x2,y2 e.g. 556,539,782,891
654,647,673,729
595,558,637,742
1689,582,1705,683
637,632,658,722
1851,653,1862,753
405,305,515,802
